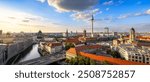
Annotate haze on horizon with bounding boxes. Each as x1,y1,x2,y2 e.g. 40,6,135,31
0,0,150,33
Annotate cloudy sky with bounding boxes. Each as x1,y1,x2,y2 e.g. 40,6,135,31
0,0,150,33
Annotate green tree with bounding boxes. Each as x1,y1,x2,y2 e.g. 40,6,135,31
106,50,111,54
111,51,121,58
85,58,90,65
90,60,96,65
69,58,74,65
101,61,110,65
65,43,75,50
67,56,97,65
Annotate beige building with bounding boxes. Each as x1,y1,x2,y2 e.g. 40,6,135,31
40,42,63,54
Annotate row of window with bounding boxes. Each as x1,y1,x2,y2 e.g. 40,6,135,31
129,55,142,60
129,55,150,61
129,58,150,64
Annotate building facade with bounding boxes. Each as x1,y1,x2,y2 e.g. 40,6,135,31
40,42,63,54
118,44,150,64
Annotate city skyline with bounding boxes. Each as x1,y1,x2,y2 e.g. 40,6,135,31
0,0,150,33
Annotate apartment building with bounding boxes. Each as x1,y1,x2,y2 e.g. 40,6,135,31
118,44,150,64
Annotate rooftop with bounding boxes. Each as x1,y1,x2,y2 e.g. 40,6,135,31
46,42,62,47
79,52,146,65
66,44,147,65
66,45,101,55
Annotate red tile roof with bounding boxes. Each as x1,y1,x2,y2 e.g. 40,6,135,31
124,36,150,41
79,52,146,65
66,45,147,65
66,45,101,55
75,45,101,51
66,45,101,54
46,42,62,47
65,38,81,44
66,48,77,55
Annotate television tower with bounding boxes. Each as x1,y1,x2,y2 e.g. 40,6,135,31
91,15,94,37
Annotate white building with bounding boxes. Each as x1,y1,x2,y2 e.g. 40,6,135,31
118,44,150,64
41,42,63,54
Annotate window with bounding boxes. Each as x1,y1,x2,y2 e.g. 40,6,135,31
132,56,134,59
129,58,131,61
139,57,142,59
147,62,149,64
129,55,131,58
147,58,149,61
135,56,138,59
135,60,138,62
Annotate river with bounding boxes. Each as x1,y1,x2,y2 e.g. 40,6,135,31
17,44,41,63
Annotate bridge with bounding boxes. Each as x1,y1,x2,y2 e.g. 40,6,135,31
16,54,66,65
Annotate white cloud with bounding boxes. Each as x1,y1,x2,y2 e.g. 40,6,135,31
118,14,131,19
146,9,150,14
71,9,102,20
0,8,66,32
103,0,113,5
36,0,46,3
106,8,110,11
47,0,98,12
0,8,44,24
118,9,150,19
134,13,144,16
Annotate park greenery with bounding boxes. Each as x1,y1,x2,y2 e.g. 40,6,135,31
106,50,121,58
65,43,75,50
65,56,96,65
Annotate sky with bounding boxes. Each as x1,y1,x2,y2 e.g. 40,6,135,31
0,0,150,33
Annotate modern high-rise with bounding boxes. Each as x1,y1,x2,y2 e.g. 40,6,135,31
104,27,109,36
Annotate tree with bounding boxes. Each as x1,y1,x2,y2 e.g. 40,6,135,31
101,61,110,65
111,51,121,58
69,58,74,65
65,43,75,50
85,58,90,65
67,56,96,65
107,49,121,58
90,60,96,65
106,50,111,54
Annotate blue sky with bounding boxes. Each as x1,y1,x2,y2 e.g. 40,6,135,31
0,0,150,33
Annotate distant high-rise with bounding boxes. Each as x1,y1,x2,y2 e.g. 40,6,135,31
0,30,2,35
76,30,78,34
66,29,68,38
104,27,109,36
130,28,136,43
113,32,118,37
83,29,86,37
